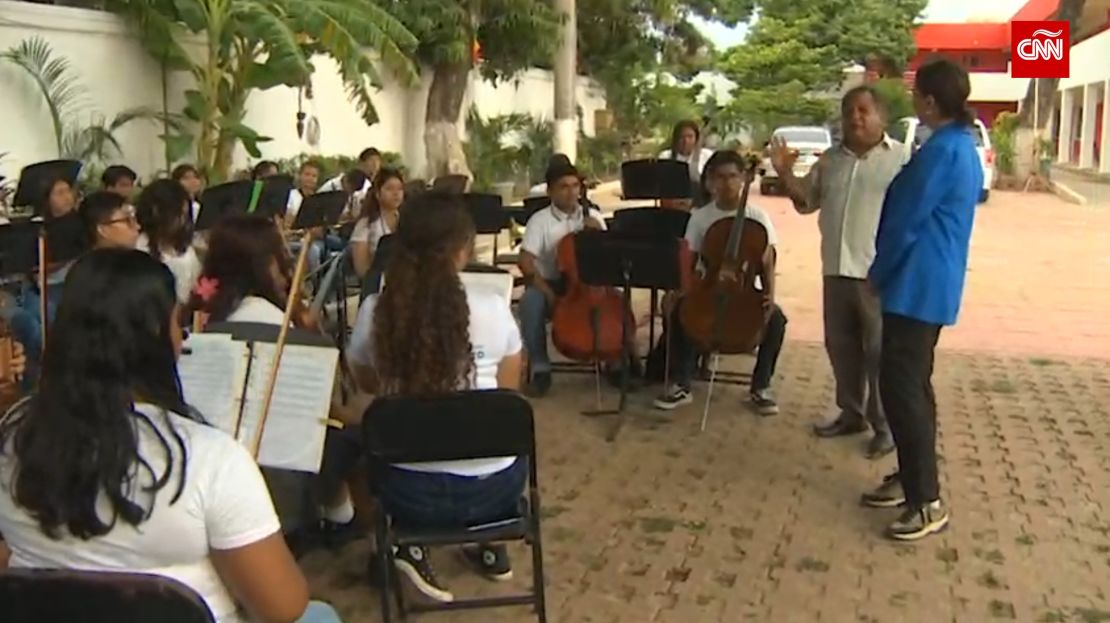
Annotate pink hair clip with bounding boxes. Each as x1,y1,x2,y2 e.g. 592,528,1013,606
193,276,220,303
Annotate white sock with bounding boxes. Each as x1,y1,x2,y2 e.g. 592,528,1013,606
322,497,355,524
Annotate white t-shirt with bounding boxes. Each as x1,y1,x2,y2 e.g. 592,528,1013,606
285,189,304,221
226,296,287,325
348,287,522,477
349,215,393,254
319,174,370,195
521,204,607,281
136,234,202,305
0,403,281,623
685,201,778,289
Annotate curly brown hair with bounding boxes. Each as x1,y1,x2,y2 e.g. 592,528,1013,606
372,192,476,395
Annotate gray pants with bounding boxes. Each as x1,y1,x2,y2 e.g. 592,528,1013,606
823,276,886,434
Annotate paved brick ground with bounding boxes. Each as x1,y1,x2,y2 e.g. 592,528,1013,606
303,190,1110,623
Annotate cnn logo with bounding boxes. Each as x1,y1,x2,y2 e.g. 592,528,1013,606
1011,20,1070,78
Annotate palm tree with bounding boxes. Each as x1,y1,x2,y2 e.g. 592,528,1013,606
1,37,176,165
103,0,419,180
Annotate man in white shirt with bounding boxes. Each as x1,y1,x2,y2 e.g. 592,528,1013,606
771,85,907,459
517,163,605,396
318,147,381,194
654,150,787,416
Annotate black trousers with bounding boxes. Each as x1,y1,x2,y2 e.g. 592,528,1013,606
880,313,942,508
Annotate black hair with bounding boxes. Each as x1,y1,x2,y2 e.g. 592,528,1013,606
170,164,200,182
360,167,405,223
77,191,128,245
251,161,279,180
668,120,702,157
358,147,382,162
299,160,322,173
188,215,291,322
136,179,192,261
914,58,974,126
545,162,581,187
0,249,191,540
841,85,888,117
40,175,75,219
101,165,137,188
343,168,368,192
703,149,748,179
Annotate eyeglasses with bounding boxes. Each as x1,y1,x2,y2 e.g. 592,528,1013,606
102,206,138,227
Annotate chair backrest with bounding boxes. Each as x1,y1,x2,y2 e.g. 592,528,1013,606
361,233,397,299
463,193,507,234
363,390,534,464
0,568,215,623
431,175,469,195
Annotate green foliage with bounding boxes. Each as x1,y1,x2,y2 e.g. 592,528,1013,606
462,109,534,191
270,151,405,180
578,130,624,181
871,77,914,129
2,36,184,165
105,0,419,180
990,111,1021,176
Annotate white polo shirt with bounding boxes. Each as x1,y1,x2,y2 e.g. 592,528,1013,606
797,136,907,278
521,204,606,281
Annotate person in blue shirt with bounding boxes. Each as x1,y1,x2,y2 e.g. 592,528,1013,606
860,58,982,542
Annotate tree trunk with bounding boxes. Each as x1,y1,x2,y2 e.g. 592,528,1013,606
424,62,473,181
1018,0,1087,128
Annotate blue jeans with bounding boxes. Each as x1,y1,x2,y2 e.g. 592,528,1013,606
380,459,527,529
665,301,788,392
518,283,557,377
297,601,343,623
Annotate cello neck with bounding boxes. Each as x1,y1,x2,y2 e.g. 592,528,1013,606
723,172,755,261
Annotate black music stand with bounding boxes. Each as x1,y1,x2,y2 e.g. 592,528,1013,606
620,159,691,202
195,181,253,231
13,160,82,214
292,191,346,230
572,230,684,442
463,193,508,263
0,220,41,277
255,175,294,219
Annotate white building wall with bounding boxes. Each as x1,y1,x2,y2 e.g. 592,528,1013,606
0,1,607,180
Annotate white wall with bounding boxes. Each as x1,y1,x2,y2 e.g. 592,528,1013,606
0,1,607,181
1060,27,1110,90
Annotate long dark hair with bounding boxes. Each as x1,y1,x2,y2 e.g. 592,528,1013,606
41,176,75,220
0,249,190,539
136,179,192,261
915,58,975,126
372,192,475,395
187,215,291,321
359,167,405,223
668,120,701,158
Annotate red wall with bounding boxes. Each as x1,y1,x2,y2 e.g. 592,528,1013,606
972,102,1020,127
910,50,1009,72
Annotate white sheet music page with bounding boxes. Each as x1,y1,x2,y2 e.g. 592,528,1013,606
240,342,338,472
178,333,249,434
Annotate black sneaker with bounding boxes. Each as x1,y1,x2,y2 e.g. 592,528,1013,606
393,545,453,602
886,499,950,541
860,472,907,508
461,544,513,582
653,385,693,410
749,389,779,416
526,372,552,398
318,518,366,550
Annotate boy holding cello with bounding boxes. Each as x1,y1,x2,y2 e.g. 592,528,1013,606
654,150,787,415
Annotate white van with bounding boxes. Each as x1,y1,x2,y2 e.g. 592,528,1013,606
894,116,993,203
758,126,833,196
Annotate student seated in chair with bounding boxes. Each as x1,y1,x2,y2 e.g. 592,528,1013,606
136,180,202,305
653,150,788,415
350,168,405,280
0,249,342,623
517,163,605,397
78,191,140,251
348,192,526,604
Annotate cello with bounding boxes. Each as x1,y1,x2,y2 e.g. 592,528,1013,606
550,228,630,366
679,155,768,355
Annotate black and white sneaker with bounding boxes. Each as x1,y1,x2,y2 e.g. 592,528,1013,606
749,389,779,416
461,544,513,582
886,499,950,541
860,472,907,508
393,545,453,602
653,385,693,410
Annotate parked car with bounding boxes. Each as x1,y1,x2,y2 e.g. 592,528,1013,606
895,116,993,203
758,126,834,195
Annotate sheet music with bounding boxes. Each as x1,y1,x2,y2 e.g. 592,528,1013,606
178,333,249,434
240,342,338,472
460,270,514,303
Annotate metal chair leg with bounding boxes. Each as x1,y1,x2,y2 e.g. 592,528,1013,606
375,515,393,623
530,499,548,622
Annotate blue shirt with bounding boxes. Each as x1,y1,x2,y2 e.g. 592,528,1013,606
869,123,982,326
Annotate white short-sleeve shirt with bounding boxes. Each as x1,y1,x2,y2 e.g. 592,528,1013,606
0,403,281,623
226,296,287,325
349,216,392,254
348,287,523,477
521,204,606,281
136,234,202,305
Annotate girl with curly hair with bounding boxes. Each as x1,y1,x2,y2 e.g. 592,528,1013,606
348,192,525,603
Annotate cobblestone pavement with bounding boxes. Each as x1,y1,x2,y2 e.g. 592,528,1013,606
304,191,1110,622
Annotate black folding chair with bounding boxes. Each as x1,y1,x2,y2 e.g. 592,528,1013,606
362,390,547,622
0,568,214,623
